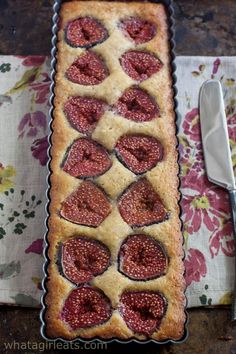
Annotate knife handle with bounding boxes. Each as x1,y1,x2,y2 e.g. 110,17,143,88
229,189,236,321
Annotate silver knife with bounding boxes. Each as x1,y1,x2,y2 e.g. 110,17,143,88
200,79,236,321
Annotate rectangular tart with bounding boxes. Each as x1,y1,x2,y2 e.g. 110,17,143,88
44,0,186,341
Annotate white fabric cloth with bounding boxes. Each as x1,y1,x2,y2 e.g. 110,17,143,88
0,55,235,307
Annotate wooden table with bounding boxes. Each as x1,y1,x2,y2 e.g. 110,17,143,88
0,1,236,353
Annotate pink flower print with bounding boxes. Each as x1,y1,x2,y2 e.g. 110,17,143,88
181,170,230,234
182,108,201,142
179,139,204,177
209,220,235,258
31,136,49,166
18,111,47,139
25,238,44,255
228,114,236,142
228,114,236,125
228,128,235,142
184,248,207,287
19,56,46,67
211,58,221,78
30,73,50,104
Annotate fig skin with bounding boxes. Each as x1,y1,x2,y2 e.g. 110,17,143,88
62,137,112,179
118,234,168,281
120,17,157,44
61,286,112,330
115,86,159,122
115,134,163,174
119,290,167,336
61,236,111,285
66,51,109,86
120,50,163,82
64,96,106,135
60,181,112,227
65,17,108,48
118,178,168,228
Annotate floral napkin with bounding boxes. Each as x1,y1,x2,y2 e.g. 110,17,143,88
0,56,49,307
0,55,235,308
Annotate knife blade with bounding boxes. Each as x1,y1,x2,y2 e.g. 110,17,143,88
200,79,235,190
200,79,236,321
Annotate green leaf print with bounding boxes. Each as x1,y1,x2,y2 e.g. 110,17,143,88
199,285,212,306
192,71,200,77
199,294,207,305
179,135,191,148
219,292,233,305
0,164,16,193
0,261,21,279
225,78,235,87
24,211,35,219
0,63,11,73
6,67,41,95
0,227,6,239
14,223,27,234
0,189,42,239
199,64,206,72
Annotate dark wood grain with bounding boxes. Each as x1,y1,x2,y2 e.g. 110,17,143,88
0,0,236,55
0,306,236,353
0,1,236,353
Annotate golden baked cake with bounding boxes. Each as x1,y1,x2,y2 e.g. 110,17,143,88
44,0,186,341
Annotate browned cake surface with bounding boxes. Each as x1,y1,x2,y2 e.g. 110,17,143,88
44,0,186,341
